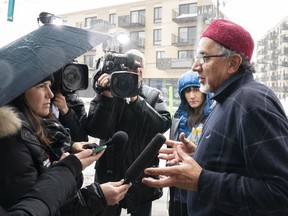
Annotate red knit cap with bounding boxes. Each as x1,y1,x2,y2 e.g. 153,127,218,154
201,19,254,61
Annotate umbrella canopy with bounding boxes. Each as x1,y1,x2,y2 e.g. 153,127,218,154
0,24,110,107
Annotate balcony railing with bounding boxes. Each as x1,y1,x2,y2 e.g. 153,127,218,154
172,9,197,24
280,47,288,55
118,14,145,28
269,64,278,70
281,22,288,30
267,31,278,40
280,35,288,43
88,19,115,32
268,42,277,50
171,34,194,46
156,58,192,70
126,38,145,49
257,39,267,46
257,48,268,55
280,61,288,67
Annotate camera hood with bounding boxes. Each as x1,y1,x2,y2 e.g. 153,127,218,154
110,71,138,98
52,63,89,94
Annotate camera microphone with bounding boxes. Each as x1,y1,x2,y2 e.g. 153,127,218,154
123,133,166,184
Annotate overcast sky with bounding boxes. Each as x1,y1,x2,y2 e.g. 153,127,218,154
0,0,287,47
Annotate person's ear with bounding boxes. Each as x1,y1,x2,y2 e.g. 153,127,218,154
138,67,143,76
227,54,242,75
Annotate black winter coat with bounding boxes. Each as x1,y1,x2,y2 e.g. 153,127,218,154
86,84,171,213
0,106,106,216
2,155,82,216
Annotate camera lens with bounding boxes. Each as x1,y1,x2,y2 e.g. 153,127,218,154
110,71,138,98
62,64,82,91
61,63,88,93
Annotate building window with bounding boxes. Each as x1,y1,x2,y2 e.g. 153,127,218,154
178,50,193,59
179,3,197,15
84,55,96,70
85,16,97,28
109,13,116,25
156,51,165,64
130,31,145,48
153,29,162,45
130,10,145,24
154,7,162,23
156,51,165,61
179,26,195,43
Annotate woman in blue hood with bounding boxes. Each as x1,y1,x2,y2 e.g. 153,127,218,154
168,70,213,216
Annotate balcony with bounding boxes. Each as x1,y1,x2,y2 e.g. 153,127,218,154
280,60,288,67
118,15,145,29
261,76,269,82
126,38,145,50
269,64,278,70
267,53,278,60
281,22,288,30
257,39,267,46
257,47,268,55
156,58,192,70
257,58,267,64
88,19,115,32
284,74,288,80
172,9,197,24
267,31,278,40
268,42,277,50
280,47,288,55
271,75,279,81
280,35,288,43
260,66,267,72
171,34,194,47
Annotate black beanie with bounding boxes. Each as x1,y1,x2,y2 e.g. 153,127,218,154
37,74,54,85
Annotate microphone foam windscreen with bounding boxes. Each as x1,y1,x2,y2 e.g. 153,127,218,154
123,133,166,184
101,130,129,147
112,131,129,146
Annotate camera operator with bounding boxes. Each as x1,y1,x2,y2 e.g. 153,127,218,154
86,49,171,216
53,92,88,142
52,64,89,142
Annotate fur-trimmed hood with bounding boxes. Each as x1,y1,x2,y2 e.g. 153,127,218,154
0,106,22,138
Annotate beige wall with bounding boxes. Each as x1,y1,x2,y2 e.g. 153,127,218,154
58,0,218,80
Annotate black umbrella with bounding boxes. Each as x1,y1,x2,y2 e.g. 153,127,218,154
0,24,110,107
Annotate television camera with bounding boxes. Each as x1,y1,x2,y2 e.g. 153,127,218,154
51,62,89,95
92,52,142,98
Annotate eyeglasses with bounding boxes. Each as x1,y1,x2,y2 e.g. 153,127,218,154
194,53,227,65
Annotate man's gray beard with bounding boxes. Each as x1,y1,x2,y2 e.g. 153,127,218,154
200,83,211,94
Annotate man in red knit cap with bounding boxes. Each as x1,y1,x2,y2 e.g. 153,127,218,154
142,19,288,216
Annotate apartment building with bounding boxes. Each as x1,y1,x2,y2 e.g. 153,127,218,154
255,15,288,100
58,0,224,109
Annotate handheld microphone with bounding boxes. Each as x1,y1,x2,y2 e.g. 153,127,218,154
84,131,128,149
101,130,129,147
123,133,166,184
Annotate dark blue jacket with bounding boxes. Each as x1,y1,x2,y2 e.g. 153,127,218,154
188,70,288,215
170,71,213,210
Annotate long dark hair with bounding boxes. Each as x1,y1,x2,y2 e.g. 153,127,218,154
181,90,206,128
186,98,206,127
11,93,53,146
